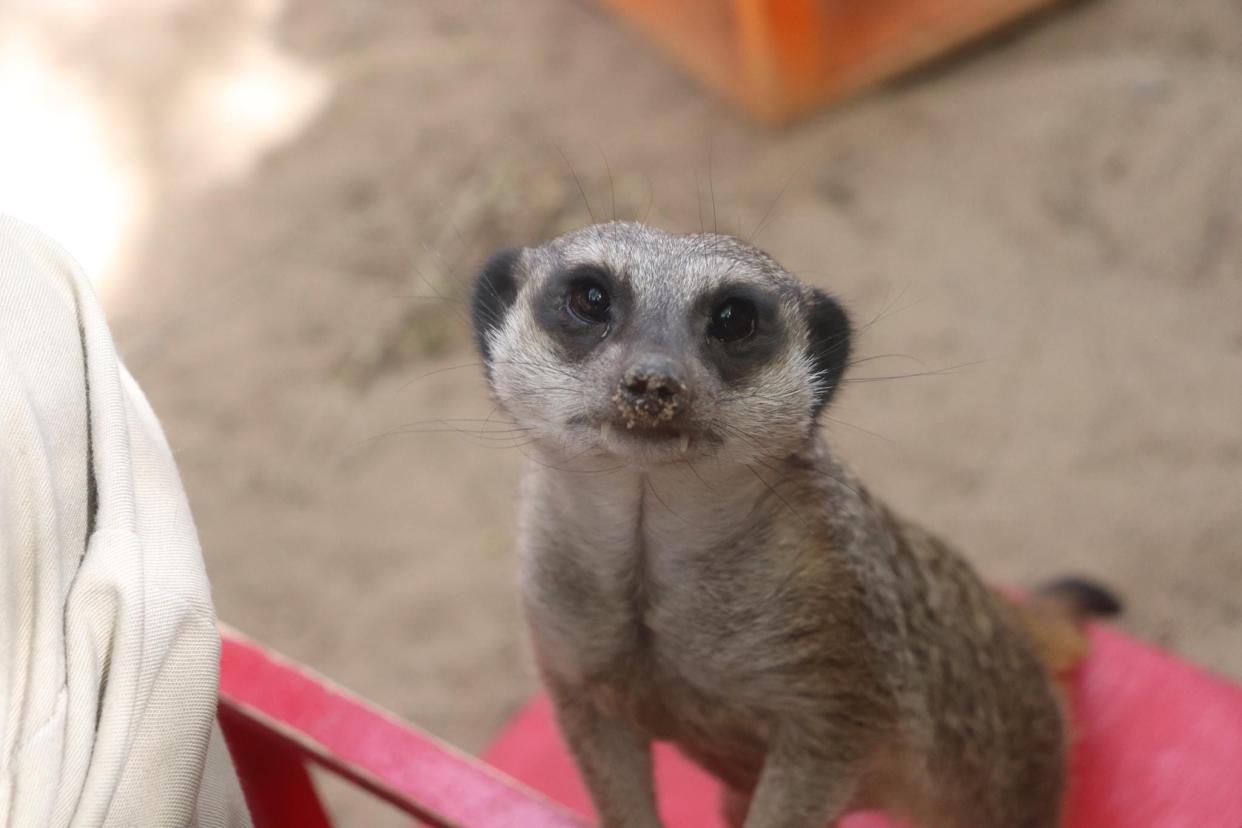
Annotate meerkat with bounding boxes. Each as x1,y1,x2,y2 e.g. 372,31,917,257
471,221,1119,828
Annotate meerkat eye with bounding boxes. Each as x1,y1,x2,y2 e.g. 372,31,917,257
567,278,611,324
708,297,757,343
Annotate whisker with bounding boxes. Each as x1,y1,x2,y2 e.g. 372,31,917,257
748,162,802,245
682,458,716,493
514,441,627,475
846,353,932,370
557,144,596,223
641,172,656,224
343,425,535,453
820,415,896,445
851,284,925,335
396,357,583,391
842,359,992,384
697,172,705,234
599,146,617,222
708,138,718,235
644,476,707,529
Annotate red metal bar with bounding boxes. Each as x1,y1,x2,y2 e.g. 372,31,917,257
219,706,332,828
218,625,588,828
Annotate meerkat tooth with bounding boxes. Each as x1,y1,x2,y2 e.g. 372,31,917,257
679,432,690,453
601,422,611,441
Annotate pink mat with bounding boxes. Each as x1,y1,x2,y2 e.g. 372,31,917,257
486,626,1242,827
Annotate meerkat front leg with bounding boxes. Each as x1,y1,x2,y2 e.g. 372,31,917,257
546,679,663,828
742,735,858,828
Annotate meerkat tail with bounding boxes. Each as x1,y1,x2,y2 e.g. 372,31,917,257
1016,576,1122,677
1032,576,1123,622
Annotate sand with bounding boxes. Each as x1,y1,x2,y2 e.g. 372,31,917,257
9,0,1241,820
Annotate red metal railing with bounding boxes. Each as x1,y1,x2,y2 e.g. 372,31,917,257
217,626,587,828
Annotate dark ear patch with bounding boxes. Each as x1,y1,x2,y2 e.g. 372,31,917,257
805,289,851,414
472,248,522,366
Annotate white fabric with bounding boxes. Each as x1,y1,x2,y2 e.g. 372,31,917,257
0,216,250,827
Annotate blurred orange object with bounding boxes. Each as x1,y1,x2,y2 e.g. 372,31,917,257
600,0,1067,121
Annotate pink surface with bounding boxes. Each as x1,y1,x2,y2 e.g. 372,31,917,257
485,626,1242,827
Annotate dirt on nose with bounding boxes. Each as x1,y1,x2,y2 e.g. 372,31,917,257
612,373,685,428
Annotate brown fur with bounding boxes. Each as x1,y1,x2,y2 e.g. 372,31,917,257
474,223,1113,828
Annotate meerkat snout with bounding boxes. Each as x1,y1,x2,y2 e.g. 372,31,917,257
614,355,688,428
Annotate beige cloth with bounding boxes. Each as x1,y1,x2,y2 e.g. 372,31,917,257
0,216,250,827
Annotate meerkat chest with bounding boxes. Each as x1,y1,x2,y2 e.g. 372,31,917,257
524,530,757,681
521,476,788,725
558,551,774,758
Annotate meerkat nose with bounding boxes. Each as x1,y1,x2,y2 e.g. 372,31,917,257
601,422,612,441
679,432,690,453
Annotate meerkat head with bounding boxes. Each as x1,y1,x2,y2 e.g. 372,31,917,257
471,222,850,466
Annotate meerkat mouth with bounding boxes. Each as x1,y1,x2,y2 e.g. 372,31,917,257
598,420,692,453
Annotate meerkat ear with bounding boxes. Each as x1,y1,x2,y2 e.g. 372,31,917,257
471,248,523,366
805,288,852,414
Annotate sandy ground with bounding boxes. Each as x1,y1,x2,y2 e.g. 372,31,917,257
7,0,1241,819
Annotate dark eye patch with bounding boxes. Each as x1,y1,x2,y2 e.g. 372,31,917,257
532,262,630,361
696,283,786,383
